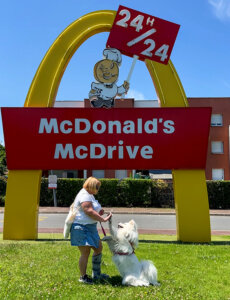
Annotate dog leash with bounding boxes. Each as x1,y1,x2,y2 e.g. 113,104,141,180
100,222,106,236
100,211,112,236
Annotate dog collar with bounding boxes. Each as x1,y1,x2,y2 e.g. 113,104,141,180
114,250,135,256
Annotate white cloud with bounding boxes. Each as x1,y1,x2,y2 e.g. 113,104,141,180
126,89,146,100
208,0,230,21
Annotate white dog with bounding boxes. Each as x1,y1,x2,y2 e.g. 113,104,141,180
102,218,159,286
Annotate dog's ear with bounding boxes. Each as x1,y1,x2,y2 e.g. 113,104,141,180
125,233,130,239
129,220,137,230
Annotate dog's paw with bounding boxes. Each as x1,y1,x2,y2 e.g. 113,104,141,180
151,281,160,286
101,236,112,242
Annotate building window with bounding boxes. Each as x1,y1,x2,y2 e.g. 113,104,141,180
115,170,127,179
51,170,78,178
212,169,224,180
211,141,223,154
211,114,223,126
67,172,74,178
92,170,105,178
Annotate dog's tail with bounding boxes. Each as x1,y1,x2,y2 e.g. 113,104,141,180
140,260,158,285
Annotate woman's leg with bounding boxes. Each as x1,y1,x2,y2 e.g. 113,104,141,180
78,246,91,276
91,241,102,279
91,241,109,279
91,240,102,256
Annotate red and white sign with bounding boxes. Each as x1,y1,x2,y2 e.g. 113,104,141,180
48,175,57,189
107,5,180,64
1,107,211,170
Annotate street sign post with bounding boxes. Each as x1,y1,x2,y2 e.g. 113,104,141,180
48,173,58,207
48,175,57,189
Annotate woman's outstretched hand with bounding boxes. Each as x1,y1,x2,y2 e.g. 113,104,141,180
103,212,112,222
99,209,104,216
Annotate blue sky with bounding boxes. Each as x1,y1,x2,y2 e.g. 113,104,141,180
1,0,230,144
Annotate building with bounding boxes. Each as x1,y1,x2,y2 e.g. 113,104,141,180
53,97,230,180
188,97,230,180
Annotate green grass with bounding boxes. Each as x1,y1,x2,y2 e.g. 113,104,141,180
0,234,230,300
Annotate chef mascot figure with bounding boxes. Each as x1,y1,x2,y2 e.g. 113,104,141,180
89,48,129,108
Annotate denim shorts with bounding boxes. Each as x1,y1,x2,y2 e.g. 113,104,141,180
70,223,100,248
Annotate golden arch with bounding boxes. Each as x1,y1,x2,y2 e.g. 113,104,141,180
3,10,211,242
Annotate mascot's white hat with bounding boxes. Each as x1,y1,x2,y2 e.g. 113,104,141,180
103,48,122,65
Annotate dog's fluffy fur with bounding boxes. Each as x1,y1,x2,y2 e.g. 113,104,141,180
102,218,159,286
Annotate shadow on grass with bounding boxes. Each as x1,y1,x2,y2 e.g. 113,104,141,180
34,238,230,246
139,240,230,245
93,275,123,287
93,276,161,287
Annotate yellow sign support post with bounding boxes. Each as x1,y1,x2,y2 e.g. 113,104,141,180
146,60,211,242
3,10,211,242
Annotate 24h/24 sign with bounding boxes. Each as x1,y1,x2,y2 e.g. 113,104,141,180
107,5,180,64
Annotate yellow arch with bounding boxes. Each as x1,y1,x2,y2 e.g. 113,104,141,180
24,10,116,108
4,10,210,242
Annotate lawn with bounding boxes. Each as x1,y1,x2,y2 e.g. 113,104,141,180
0,234,230,300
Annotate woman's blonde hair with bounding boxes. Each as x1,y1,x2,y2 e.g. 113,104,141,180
83,177,101,194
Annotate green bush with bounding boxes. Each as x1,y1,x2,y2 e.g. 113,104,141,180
39,178,171,207
38,179,230,209
56,178,84,207
118,179,153,207
207,180,230,209
39,178,84,207
151,179,174,208
39,178,56,206
97,179,120,206
0,144,7,176
40,178,120,207
0,176,7,206
1,177,230,208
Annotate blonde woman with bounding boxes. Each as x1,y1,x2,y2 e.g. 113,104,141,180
70,177,112,284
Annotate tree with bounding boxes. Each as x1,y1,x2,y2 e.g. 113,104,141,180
0,144,7,176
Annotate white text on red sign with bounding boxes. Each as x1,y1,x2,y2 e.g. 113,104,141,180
1,108,211,170
107,6,180,64
116,9,168,62
39,117,175,160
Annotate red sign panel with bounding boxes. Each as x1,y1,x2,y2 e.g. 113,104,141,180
1,107,211,170
106,5,180,64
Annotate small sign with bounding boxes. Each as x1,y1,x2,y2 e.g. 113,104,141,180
107,5,180,64
48,175,57,189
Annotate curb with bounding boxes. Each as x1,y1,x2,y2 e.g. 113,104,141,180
37,212,230,216
1,228,229,236
1,208,230,216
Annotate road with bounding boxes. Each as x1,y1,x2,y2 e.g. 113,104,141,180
37,214,178,230
38,213,230,231
1,213,229,233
